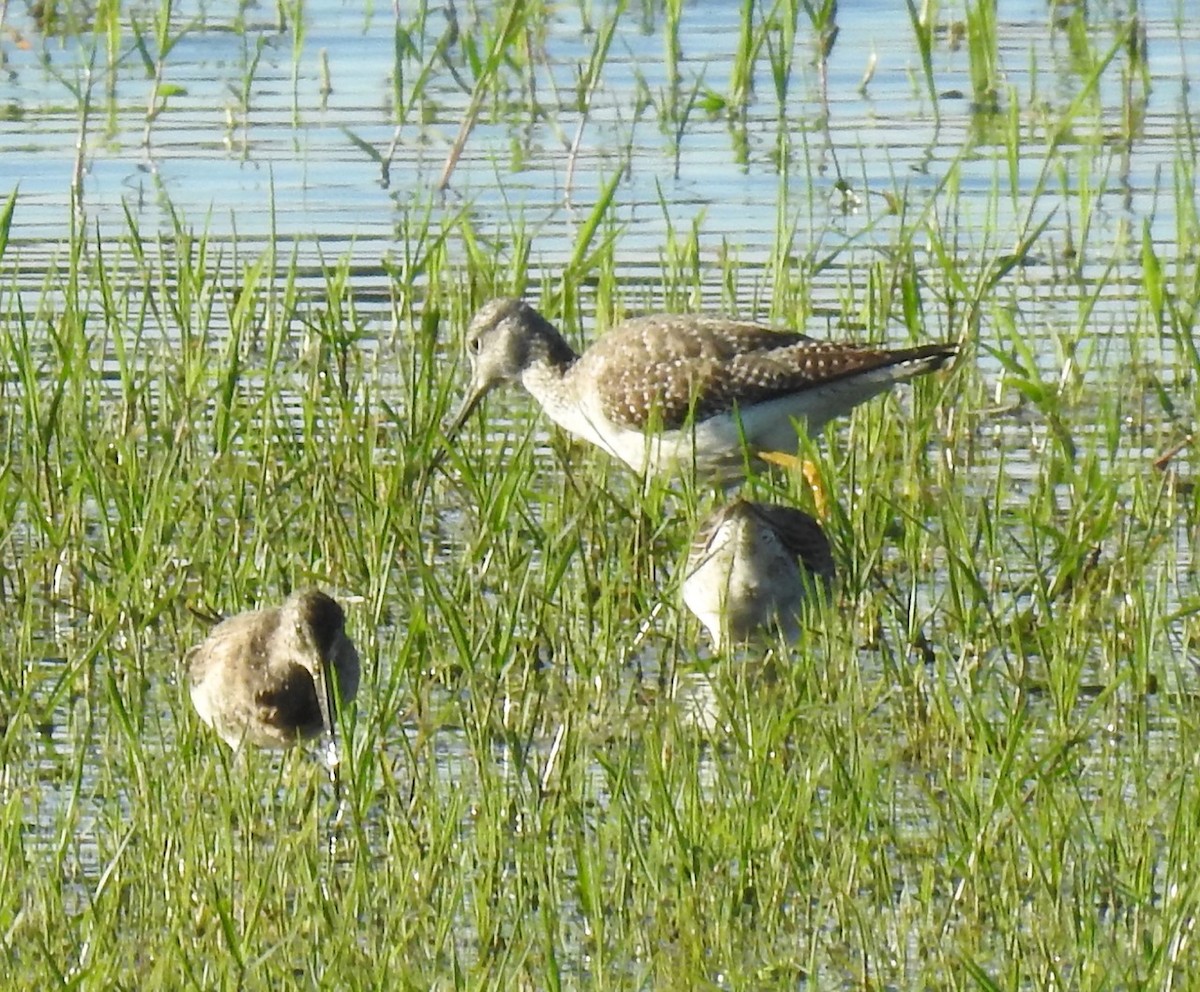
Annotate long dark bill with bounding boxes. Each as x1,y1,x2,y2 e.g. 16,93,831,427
419,383,491,495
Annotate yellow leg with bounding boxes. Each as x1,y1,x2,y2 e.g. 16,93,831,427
757,450,829,519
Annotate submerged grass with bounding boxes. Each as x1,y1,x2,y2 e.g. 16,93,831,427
3,0,1200,988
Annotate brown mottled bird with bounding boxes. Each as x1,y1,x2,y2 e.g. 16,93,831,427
683,499,835,649
186,590,360,751
443,298,956,484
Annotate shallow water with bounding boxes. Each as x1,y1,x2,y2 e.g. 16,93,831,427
4,0,1200,982
2,3,1190,265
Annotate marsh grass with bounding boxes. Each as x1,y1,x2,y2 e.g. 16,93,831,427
4,0,1200,988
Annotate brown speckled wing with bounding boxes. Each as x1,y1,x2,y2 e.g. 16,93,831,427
585,314,953,430
582,316,812,429
711,342,918,416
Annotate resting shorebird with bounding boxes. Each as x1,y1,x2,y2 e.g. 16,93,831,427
682,499,835,649
443,298,956,484
186,590,360,751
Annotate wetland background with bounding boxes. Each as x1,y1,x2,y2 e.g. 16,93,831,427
3,0,1200,987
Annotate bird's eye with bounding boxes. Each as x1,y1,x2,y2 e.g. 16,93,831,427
468,337,482,354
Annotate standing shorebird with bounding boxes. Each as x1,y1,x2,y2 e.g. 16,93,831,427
443,298,957,484
682,499,835,649
186,589,360,752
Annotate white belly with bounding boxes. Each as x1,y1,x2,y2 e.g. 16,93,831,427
525,370,897,483
532,386,774,482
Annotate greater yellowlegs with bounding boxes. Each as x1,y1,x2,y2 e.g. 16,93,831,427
682,499,834,648
186,589,360,751
444,298,957,483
